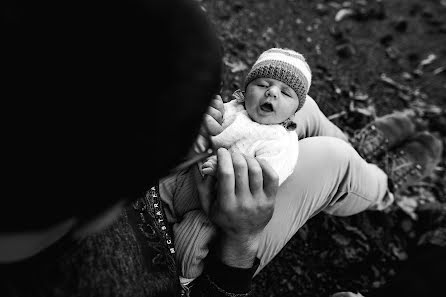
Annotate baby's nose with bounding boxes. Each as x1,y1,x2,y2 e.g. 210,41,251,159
265,86,279,98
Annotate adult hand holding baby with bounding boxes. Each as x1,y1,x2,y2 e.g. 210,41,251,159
195,148,279,268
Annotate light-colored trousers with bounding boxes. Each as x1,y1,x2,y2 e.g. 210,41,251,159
160,96,389,279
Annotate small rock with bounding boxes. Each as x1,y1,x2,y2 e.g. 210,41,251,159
336,43,355,58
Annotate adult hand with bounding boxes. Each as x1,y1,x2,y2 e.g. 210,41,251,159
195,148,279,268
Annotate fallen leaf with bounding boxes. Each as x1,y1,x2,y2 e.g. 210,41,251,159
391,244,408,261
335,8,355,22
332,233,351,246
396,196,418,220
420,53,437,67
418,228,446,247
380,73,411,92
353,92,369,101
433,66,445,75
224,59,248,73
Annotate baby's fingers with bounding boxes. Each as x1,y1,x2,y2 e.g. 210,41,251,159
203,114,224,136
202,167,216,176
210,95,224,118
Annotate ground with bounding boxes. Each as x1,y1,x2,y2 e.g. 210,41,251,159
199,0,446,296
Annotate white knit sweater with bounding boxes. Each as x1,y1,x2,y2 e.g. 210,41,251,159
211,100,299,185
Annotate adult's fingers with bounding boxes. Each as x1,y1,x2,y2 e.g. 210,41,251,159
232,152,249,197
257,158,279,199
245,155,263,194
216,148,235,203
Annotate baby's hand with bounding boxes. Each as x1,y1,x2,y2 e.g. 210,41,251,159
201,155,218,176
193,95,225,154
202,94,225,137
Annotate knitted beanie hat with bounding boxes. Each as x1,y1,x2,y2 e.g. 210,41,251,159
244,48,312,112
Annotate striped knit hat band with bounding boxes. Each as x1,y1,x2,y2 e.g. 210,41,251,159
244,48,312,112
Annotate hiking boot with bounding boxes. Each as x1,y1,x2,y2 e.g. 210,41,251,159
350,111,416,163
378,131,443,193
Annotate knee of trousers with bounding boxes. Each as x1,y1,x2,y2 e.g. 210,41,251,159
310,137,357,168
300,137,365,197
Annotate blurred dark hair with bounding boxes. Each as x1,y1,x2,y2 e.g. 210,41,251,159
1,0,222,231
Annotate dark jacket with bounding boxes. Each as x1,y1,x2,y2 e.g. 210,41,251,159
0,187,255,297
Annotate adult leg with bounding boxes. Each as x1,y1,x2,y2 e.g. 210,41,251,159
294,95,348,141
255,136,388,273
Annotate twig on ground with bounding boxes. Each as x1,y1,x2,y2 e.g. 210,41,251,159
328,110,347,120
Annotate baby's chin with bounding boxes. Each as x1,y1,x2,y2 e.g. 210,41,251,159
247,111,283,125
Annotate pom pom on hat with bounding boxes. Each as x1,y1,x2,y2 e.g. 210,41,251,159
244,48,312,112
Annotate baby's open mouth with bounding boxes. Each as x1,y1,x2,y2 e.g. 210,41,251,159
260,102,274,112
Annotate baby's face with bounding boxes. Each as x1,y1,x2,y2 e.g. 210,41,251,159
244,78,300,125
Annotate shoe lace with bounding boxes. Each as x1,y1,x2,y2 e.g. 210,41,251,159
379,149,423,192
351,123,389,163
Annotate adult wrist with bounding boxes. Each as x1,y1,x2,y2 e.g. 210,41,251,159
204,252,260,295
217,234,260,269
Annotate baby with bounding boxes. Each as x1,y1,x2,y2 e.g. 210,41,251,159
200,47,311,184
159,47,312,284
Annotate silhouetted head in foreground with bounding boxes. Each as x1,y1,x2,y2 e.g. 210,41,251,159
1,0,222,232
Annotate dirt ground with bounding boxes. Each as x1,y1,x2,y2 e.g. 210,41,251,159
199,0,446,296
